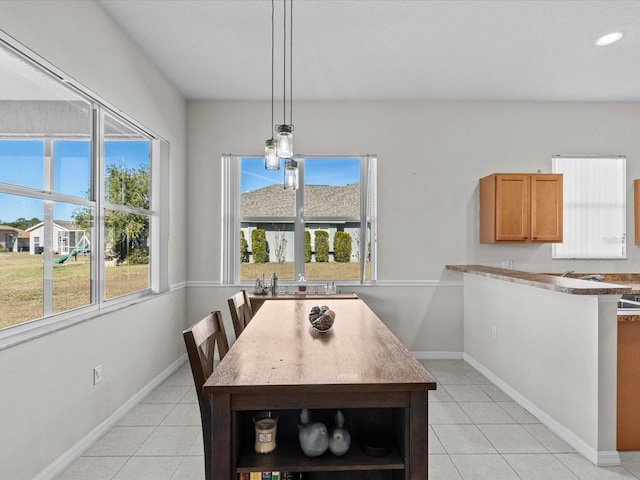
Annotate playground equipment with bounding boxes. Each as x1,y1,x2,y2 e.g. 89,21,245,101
54,235,90,264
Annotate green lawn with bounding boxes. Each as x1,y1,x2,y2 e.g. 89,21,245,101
0,252,148,329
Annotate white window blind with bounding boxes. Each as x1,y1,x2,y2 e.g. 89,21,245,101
552,156,626,259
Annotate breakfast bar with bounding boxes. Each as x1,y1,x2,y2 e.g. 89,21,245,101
203,298,436,479
446,264,633,466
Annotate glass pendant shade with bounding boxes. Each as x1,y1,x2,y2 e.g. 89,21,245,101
264,138,279,170
276,124,294,158
284,158,298,190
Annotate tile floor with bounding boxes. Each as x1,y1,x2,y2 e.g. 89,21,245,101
56,359,640,480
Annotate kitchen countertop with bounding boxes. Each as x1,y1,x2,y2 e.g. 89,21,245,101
446,264,633,295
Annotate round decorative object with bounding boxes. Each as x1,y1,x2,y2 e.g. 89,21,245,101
308,305,335,331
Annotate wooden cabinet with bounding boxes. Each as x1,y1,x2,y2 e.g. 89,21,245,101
635,179,640,244
480,173,563,244
617,319,640,450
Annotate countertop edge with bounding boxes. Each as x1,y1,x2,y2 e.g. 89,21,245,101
445,264,632,295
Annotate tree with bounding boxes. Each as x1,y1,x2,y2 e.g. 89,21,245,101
304,230,311,263
104,160,150,262
2,217,41,230
240,230,249,263
314,231,329,262
251,229,268,263
333,232,352,262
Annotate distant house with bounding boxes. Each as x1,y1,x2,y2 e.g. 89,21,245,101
241,183,362,263
0,225,28,252
25,220,89,255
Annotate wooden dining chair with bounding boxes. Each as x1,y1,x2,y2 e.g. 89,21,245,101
228,290,254,339
182,310,229,480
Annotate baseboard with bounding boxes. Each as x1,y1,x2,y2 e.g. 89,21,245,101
411,351,463,360
463,353,621,467
34,354,188,480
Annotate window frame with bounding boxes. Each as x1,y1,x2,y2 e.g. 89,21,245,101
222,154,377,285
0,34,169,347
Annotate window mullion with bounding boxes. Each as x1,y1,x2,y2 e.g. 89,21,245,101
93,106,105,304
295,157,305,280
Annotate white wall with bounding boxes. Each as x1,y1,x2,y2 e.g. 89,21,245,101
462,273,619,465
0,2,188,478
186,100,640,353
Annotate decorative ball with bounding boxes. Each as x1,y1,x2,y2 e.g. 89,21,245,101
309,305,335,331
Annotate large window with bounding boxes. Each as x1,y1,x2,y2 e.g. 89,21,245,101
0,36,168,335
552,156,626,259
223,155,377,285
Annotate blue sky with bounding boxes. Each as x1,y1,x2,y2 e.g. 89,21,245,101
0,140,149,223
241,157,360,193
1,149,358,222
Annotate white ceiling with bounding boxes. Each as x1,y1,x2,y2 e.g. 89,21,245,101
97,0,640,102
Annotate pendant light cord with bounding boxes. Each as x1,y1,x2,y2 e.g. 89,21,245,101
271,0,274,136
289,0,293,127
283,0,287,126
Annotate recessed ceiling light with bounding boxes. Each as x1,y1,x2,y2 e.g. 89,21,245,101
596,32,623,46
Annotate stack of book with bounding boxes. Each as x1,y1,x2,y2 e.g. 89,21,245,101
239,473,304,480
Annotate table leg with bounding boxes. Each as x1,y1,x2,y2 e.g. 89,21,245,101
211,393,232,480
409,391,429,480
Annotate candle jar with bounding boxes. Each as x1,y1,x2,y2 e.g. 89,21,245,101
253,411,279,454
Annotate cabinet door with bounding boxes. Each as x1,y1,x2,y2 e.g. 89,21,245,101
495,174,530,241
531,174,563,242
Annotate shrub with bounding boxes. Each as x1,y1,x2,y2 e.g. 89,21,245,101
304,231,311,263
240,230,249,263
314,230,329,263
251,229,268,263
333,232,352,262
126,246,149,265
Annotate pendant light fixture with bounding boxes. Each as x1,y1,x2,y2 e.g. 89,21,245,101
277,0,294,158
280,0,298,189
264,0,279,170
284,158,298,190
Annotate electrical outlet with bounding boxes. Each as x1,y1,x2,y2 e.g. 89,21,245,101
491,326,497,340
93,365,102,385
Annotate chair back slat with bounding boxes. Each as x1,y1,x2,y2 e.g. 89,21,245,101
182,310,229,479
228,290,254,338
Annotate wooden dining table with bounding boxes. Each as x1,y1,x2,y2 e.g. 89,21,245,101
203,298,436,480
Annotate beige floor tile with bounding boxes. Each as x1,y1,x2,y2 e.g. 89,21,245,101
477,384,512,402
178,388,198,404
57,456,128,480
428,454,463,480
170,456,205,480
161,403,201,426
523,423,575,453
431,371,477,385
135,426,201,456
429,426,446,454
478,424,547,454
186,431,204,456
497,401,540,423
443,384,492,402
450,454,520,480
431,425,497,454
620,452,640,478
555,453,640,480
458,402,517,424
117,403,174,426
429,402,473,425
429,387,455,402
112,456,182,480
162,368,195,388
503,453,581,480
141,386,191,404
83,426,154,457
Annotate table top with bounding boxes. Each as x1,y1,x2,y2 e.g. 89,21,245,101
204,298,435,395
